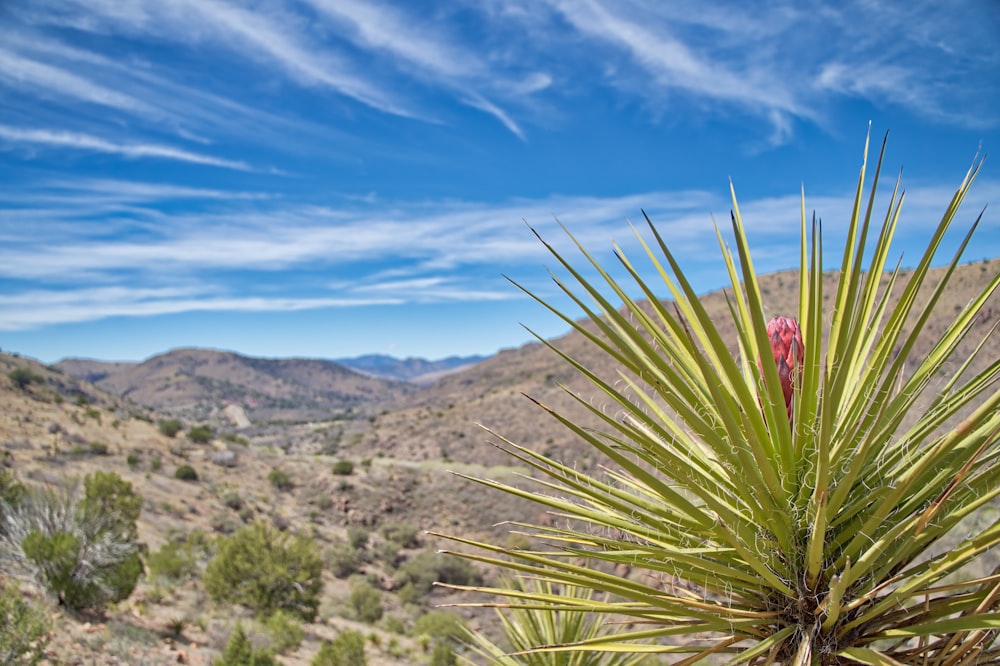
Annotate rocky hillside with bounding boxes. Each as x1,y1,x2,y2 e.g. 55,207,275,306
56,348,418,426
0,352,538,665
5,259,997,665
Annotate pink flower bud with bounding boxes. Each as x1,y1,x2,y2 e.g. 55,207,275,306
762,315,804,421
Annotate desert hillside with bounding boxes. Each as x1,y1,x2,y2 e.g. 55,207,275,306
3,259,998,665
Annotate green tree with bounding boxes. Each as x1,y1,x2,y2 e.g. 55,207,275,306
438,134,1000,663
312,630,366,666
205,522,323,621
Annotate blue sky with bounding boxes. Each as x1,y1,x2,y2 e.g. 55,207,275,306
2,1,998,364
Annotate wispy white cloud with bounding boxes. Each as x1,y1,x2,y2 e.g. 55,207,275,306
3,174,995,330
0,126,253,170
0,285,403,331
0,48,156,116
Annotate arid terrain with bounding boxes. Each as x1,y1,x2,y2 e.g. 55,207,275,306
2,260,998,665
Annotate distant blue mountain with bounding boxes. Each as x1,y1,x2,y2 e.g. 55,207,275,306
333,353,488,383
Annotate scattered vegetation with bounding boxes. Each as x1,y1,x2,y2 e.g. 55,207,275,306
0,581,49,665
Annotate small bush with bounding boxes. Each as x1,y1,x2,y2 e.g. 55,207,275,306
347,525,369,550
158,419,183,438
312,630,366,666
326,543,360,578
0,469,26,513
0,582,49,665
8,367,42,390
332,460,354,475
205,523,323,621
150,456,162,472
174,465,199,482
381,522,419,549
264,609,304,654
429,642,456,666
87,441,109,455
412,610,466,644
146,540,199,582
187,425,214,444
267,468,293,492
396,552,481,597
126,452,142,469
214,624,279,666
349,579,383,624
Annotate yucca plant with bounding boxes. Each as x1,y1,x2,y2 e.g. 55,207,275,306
436,132,1000,664
463,577,650,666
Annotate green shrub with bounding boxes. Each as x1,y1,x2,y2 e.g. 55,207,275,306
187,424,214,444
150,456,162,472
263,609,304,654
347,525,368,550
158,419,183,438
174,465,199,482
326,543,359,578
8,367,42,390
126,452,141,469
381,522,419,549
204,523,323,621
0,582,49,665
146,540,199,582
412,610,466,644
0,469,25,513
267,468,293,492
349,579,383,624
429,642,456,666
87,441,109,455
214,624,279,666
1,474,144,610
82,471,143,535
332,460,354,475
312,630,366,666
395,552,481,596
